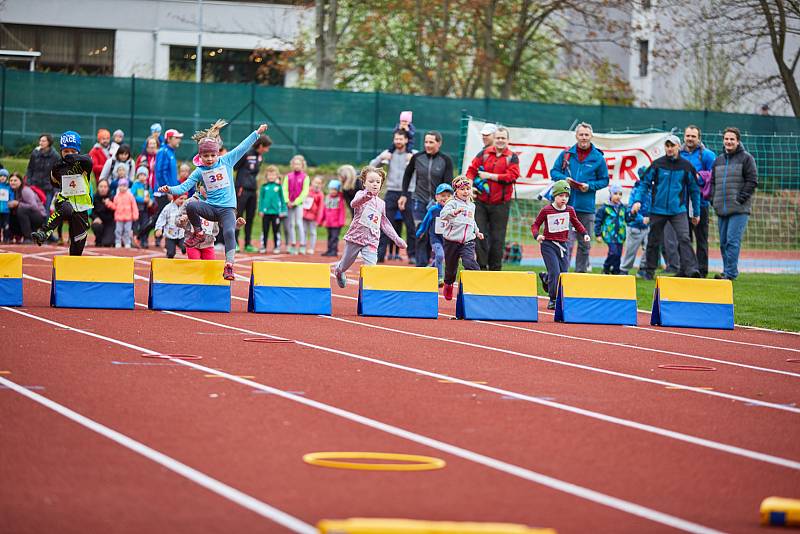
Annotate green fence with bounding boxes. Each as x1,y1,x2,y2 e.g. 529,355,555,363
2,68,799,168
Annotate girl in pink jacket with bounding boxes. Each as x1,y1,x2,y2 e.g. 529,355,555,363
333,167,406,288
105,177,139,248
321,179,346,256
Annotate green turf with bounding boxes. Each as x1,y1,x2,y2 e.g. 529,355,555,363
501,264,800,332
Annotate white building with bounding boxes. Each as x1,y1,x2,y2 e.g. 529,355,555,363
0,0,311,84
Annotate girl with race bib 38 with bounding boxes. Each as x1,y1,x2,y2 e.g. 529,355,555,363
160,120,267,280
333,166,406,288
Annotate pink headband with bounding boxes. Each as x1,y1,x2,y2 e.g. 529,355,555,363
198,137,219,155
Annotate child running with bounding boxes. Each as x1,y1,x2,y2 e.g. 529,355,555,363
257,165,285,254
177,183,246,260
531,181,590,309
32,131,93,255
321,179,345,256
414,183,454,286
334,166,406,288
594,182,626,274
440,177,483,300
154,193,187,258
105,178,139,248
159,120,267,280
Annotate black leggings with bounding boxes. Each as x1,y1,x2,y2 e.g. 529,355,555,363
41,197,89,256
261,214,280,249
186,201,237,263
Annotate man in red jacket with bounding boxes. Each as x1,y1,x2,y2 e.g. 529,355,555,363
89,129,111,180
465,126,520,270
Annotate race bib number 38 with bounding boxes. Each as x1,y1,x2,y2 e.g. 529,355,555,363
201,167,231,192
546,212,569,233
61,174,87,197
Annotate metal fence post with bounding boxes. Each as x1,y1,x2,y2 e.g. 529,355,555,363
0,64,6,149
130,75,136,146
457,109,469,171
373,91,380,155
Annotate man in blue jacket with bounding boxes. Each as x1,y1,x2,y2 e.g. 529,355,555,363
152,128,183,246
630,134,701,280
550,122,609,272
680,125,716,278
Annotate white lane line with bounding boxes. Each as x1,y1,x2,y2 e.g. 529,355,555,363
0,375,315,534
0,307,724,534
320,315,800,415
625,325,800,353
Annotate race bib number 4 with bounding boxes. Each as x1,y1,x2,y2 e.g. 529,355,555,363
0,189,8,202
359,207,381,234
201,167,231,192
546,212,569,233
61,174,87,197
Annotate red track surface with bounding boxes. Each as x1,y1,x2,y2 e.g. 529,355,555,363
1,244,799,534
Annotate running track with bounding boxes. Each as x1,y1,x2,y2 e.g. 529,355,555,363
1,244,798,534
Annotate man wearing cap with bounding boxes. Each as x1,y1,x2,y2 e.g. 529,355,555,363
153,128,183,246
550,122,609,272
480,123,496,148
630,134,701,279
466,126,520,270
89,128,111,180
371,128,416,263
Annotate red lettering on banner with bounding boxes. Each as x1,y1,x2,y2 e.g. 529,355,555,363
619,155,637,182
525,153,549,179
605,157,615,176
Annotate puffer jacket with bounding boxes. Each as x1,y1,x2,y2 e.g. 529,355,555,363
594,202,626,244
710,143,758,216
630,155,700,217
26,147,60,192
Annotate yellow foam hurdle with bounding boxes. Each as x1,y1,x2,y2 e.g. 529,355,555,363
554,273,637,325
0,253,22,306
148,258,230,312
358,265,438,319
651,277,734,330
50,256,134,309
456,271,538,321
760,497,800,527
248,261,331,315
317,518,556,534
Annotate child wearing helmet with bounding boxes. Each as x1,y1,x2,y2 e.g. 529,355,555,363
439,176,484,300
531,180,590,309
258,165,285,254
322,178,346,256
414,182,454,286
31,131,94,256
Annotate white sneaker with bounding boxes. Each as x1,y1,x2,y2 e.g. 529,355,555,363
273,248,281,254
115,244,121,248
124,244,132,249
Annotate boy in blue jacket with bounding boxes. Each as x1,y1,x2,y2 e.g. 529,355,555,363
549,123,609,272
630,135,701,280
415,183,453,286
160,120,267,280
594,183,626,274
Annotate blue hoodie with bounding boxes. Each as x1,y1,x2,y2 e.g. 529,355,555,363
169,130,259,208
550,144,609,213
154,144,179,192
680,144,716,209
415,203,445,246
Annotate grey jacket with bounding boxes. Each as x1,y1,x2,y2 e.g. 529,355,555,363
710,143,758,216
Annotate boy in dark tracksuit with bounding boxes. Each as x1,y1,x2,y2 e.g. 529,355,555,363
531,181,590,309
32,131,93,256
594,183,626,274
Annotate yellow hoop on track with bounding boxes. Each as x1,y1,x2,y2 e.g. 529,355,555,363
302,452,446,471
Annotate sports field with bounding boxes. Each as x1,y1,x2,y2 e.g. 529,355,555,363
1,244,798,534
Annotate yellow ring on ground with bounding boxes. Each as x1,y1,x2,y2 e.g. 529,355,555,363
302,452,446,471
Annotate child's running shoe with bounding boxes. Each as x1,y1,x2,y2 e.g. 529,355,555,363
538,271,549,293
245,245,258,253
335,270,347,288
223,262,235,281
438,277,444,288
547,300,556,310
443,283,453,300
31,230,47,246
184,229,206,248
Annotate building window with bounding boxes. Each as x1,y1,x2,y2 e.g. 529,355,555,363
169,46,285,85
642,0,652,8
0,23,114,74
638,39,649,77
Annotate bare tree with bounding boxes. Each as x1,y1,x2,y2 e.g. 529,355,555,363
315,0,338,89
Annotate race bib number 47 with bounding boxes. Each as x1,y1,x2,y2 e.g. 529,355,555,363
546,212,569,233
201,167,231,192
61,174,87,197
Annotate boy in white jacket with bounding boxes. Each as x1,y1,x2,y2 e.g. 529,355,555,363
439,176,484,300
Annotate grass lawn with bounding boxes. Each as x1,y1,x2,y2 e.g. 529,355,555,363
502,264,800,332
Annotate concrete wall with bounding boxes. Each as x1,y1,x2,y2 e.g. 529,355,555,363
0,0,311,81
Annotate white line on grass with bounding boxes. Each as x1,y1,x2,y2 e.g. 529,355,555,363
0,375,315,534
0,307,724,534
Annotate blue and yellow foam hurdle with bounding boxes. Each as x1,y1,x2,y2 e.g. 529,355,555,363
456,271,538,322
358,265,438,319
651,277,734,330
0,253,23,306
50,256,134,309
148,258,230,312
554,273,637,325
248,261,331,315
760,497,800,527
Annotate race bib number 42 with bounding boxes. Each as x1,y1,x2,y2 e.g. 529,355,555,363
546,212,569,233
359,207,381,234
201,167,231,192
61,174,87,197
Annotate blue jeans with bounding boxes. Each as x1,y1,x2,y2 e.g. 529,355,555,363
431,240,444,281
718,213,749,279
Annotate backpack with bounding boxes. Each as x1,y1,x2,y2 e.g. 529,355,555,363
29,185,47,205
